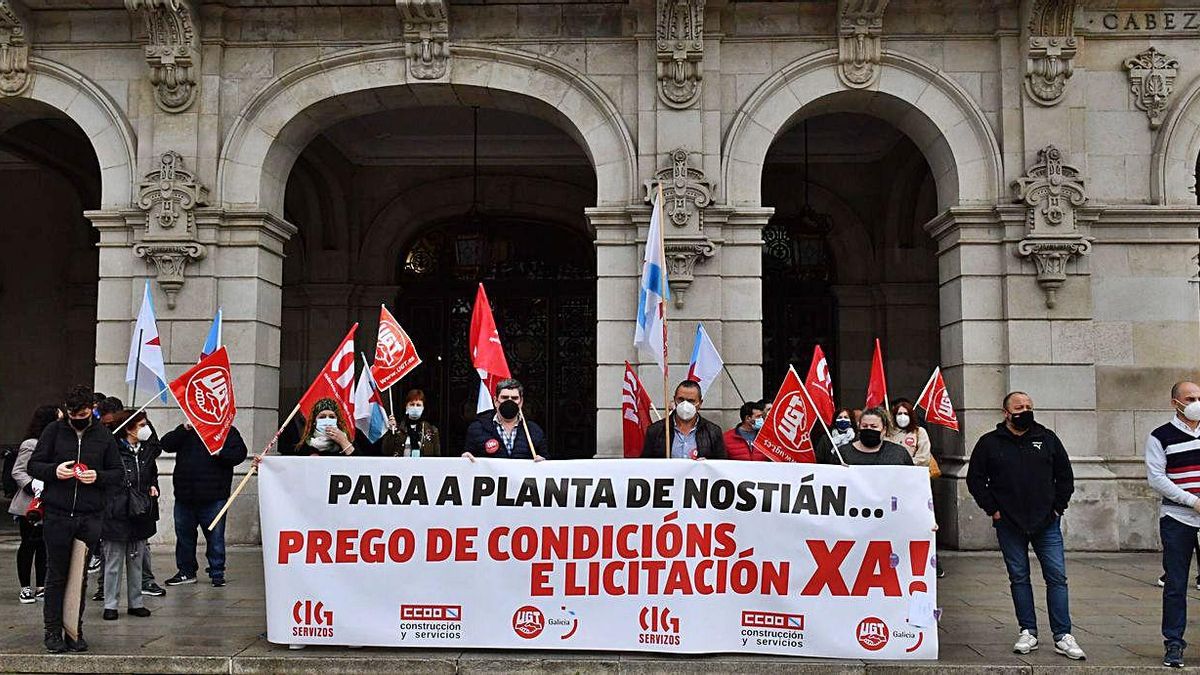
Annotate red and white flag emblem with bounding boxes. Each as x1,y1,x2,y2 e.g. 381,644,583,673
169,347,237,455
916,367,959,431
372,305,421,391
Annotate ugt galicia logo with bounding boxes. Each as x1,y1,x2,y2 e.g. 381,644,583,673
856,616,889,651
292,599,334,638
512,605,545,639
184,365,234,428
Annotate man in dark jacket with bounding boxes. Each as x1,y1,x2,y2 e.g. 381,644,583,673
160,424,248,587
967,391,1084,661
27,385,123,654
464,379,549,460
639,380,726,460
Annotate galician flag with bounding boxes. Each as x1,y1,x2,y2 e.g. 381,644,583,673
685,323,723,397
200,307,223,360
353,353,389,443
125,280,168,402
634,187,670,373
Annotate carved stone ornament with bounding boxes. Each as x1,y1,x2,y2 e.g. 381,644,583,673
125,0,200,113
644,148,714,230
1025,0,1077,107
136,151,209,238
1124,47,1178,130
397,0,449,80
664,238,715,309
134,242,205,309
837,0,889,89
1012,145,1092,308
0,0,31,97
656,0,704,109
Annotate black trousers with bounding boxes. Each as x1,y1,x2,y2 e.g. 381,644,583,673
16,516,46,587
42,512,101,635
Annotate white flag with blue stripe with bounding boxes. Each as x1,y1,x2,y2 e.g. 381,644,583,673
125,280,169,402
200,307,222,360
634,189,670,373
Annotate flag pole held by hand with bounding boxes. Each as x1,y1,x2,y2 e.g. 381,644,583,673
518,410,541,461
207,403,301,531
111,384,171,434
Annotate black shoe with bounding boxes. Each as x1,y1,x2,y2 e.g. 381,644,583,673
86,555,101,574
128,607,151,618
165,573,196,586
1165,644,1185,668
142,582,166,597
66,635,88,653
102,609,118,621
44,630,66,654
91,588,104,602
211,577,226,587
936,563,945,579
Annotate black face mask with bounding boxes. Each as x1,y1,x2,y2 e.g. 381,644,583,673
498,400,520,421
68,416,91,431
1010,410,1035,431
858,428,882,448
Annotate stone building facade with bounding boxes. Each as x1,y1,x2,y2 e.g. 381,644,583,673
1,0,1198,549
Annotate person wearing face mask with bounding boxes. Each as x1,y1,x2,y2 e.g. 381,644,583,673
639,380,726,460
463,379,549,460
293,399,356,457
98,411,158,622
26,385,123,654
816,408,911,466
724,401,766,461
829,407,857,447
1147,381,1200,668
885,398,932,467
385,389,441,457
966,391,1082,661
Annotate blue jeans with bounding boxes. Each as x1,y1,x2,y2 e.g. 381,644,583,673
994,516,1072,639
174,499,227,579
1161,515,1199,649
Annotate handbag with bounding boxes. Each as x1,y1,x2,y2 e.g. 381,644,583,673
928,454,942,480
125,483,152,519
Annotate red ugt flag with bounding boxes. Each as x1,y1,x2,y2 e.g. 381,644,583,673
169,347,236,456
804,344,835,426
371,304,421,391
917,366,960,431
298,324,358,439
753,366,817,463
622,362,653,458
865,338,888,409
470,284,511,406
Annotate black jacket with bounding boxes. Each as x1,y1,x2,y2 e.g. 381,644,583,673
160,425,248,502
966,421,1075,534
464,412,549,460
102,439,160,542
639,414,727,460
27,419,123,517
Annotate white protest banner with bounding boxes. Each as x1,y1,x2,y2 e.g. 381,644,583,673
259,457,938,659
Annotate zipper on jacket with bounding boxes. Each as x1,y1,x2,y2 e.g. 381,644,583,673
70,433,81,517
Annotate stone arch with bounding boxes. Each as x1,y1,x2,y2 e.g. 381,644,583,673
1152,75,1200,205
218,44,638,216
1,57,138,209
722,49,1002,211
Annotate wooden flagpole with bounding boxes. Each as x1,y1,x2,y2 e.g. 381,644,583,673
518,410,541,461
207,403,301,531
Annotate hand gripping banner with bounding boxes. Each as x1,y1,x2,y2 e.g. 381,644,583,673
259,458,938,659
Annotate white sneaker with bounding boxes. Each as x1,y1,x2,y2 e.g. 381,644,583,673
1013,629,1039,654
18,587,35,604
1054,633,1086,660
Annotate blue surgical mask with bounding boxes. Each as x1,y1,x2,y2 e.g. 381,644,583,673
834,418,852,431
315,418,338,434
752,418,764,431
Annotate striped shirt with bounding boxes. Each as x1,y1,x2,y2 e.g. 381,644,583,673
1146,416,1200,528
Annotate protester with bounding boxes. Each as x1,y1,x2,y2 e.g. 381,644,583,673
816,407,910,466
10,405,59,604
639,380,726,460
161,421,248,588
95,398,124,429
830,407,857,447
387,389,442,457
27,385,123,653
966,391,1083,660
1146,381,1200,668
293,398,355,456
886,398,932,467
759,398,772,417
99,410,158,621
464,379,549,460
724,400,766,461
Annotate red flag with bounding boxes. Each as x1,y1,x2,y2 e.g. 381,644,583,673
371,305,421,391
865,338,888,410
916,367,959,431
470,284,511,406
804,345,835,425
298,324,358,440
753,366,817,463
622,362,653,458
169,347,236,456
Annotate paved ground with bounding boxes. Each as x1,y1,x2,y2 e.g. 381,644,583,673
0,538,1196,673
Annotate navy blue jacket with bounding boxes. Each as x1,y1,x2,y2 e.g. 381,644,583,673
464,412,550,460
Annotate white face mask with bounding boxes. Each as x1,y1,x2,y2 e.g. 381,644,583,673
135,425,152,443
315,418,338,434
1177,400,1200,422
895,413,911,429
674,400,698,421
406,405,423,420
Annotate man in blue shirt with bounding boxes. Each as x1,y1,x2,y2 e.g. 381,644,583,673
638,380,725,460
